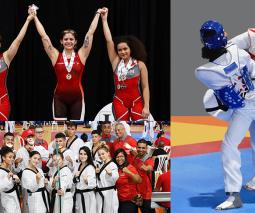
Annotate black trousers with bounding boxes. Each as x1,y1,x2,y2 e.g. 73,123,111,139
139,199,155,213
118,201,138,213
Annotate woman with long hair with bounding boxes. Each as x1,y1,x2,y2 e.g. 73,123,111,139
73,146,96,213
100,7,150,121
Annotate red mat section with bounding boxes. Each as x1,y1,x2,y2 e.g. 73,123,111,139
172,137,251,157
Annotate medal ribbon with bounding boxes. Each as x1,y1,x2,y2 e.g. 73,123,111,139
63,51,75,73
117,58,137,81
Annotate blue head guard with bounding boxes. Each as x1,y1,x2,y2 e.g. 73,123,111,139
200,20,227,49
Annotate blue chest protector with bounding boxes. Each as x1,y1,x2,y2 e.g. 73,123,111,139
214,66,254,109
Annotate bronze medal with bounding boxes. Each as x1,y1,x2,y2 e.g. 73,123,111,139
66,73,72,80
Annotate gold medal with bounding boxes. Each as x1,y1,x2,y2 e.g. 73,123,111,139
117,84,121,90
66,73,72,80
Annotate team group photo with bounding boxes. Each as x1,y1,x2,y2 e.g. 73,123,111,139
0,120,170,213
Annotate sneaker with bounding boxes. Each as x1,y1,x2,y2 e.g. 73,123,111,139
215,192,242,210
244,176,255,190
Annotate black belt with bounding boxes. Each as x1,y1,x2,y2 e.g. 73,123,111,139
4,184,20,204
74,188,95,213
27,187,50,213
50,188,71,213
95,186,116,213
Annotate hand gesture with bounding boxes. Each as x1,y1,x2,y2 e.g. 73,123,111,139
140,164,147,171
122,167,130,174
54,176,60,182
65,155,72,163
57,188,64,196
96,8,104,15
95,167,100,174
27,5,36,21
44,178,49,185
75,171,80,177
52,176,59,188
100,7,108,20
15,157,23,164
83,175,88,184
36,172,42,181
7,172,14,179
142,107,150,119
124,143,132,150
12,174,20,183
105,168,112,176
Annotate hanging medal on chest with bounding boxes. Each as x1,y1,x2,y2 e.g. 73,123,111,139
117,68,127,89
66,73,72,80
63,50,75,80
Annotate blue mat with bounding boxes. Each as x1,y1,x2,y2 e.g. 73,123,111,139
172,148,255,212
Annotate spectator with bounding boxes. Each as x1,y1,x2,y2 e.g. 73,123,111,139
34,125,48,150
155,161,171,213
114,148,142,213
80,132,88,143
112,122,137,164
154,131,170,147
133,139,155,213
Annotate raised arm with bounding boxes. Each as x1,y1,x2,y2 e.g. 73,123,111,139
78,8,103,65
32,9,58,65
3,13,34,67
139,61,150,118
101,7,119,70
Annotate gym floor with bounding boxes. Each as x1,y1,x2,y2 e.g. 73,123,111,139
171,116,255,213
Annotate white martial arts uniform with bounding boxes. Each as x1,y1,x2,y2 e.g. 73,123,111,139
48,141,55,156
96,160,119,213
195,42,255,192
84,141,103,166
66,136,85,163
50,165,73,213
231,29,255,179
47,148,75,177
4,121,15,133
21,168,50,213
15,146,31,212
142,120,156,140
0,167,21,213
15,147,30,173
73,163,96,213
0,195,3,213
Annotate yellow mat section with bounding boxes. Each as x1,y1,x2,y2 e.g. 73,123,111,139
171,122,250,146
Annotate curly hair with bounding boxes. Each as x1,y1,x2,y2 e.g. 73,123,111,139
114,35,147,62
0,146,13,161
